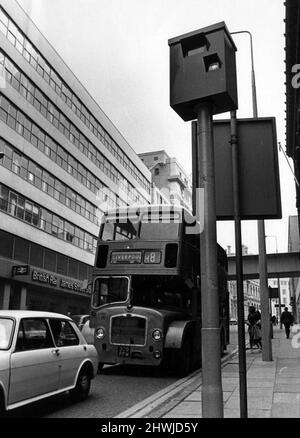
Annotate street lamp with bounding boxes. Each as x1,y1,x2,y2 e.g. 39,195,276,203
231,30,272,362
231,31,257,117
266,235,283,329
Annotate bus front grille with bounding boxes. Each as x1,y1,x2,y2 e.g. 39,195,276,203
111,315,146,346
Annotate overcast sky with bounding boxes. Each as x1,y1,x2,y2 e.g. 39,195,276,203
16,0,294,255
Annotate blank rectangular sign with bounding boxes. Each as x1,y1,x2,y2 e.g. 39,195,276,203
213,117,282,220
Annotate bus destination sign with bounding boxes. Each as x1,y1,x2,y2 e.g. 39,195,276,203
143,251,161,264
110,250,162,264
111,251,142,264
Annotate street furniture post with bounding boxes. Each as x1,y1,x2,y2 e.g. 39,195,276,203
230,110,248,418
231,30,272,361
169,22,238,417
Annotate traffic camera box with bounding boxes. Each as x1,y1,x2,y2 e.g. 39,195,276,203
168,22,238,120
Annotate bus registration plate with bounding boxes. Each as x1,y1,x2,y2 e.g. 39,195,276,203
118,346,130,358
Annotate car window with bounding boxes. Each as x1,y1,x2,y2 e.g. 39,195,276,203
0,318,14,349
15,319,54,351
49,319,79,347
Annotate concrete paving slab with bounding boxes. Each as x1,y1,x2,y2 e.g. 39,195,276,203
247,379,275,388
276,378,300,384
224,408,271,418
273,393,300,404
274,384,300,393
163,401,202,418
271,404,300,418
184,390,232,403
225,394,273,410
222,383,239,392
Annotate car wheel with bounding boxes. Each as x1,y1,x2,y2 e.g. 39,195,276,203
0,391,5,418
70,368,91,402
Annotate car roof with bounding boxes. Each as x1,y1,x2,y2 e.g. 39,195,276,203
0,310,72,320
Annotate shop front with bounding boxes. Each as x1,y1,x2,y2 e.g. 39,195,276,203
0,260,91,316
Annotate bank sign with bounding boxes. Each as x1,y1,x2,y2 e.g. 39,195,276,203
32,270,90,295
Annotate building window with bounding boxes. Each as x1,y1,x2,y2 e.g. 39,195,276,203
0,42,150,195
0,94,146,209
155,168,159,175
0,183,97,254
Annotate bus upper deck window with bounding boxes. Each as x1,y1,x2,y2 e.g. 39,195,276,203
101,220,138,241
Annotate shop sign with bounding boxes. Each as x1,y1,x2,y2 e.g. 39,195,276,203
32,270,90,295
32,270,58,286
60,279,90,295
12,265,29,276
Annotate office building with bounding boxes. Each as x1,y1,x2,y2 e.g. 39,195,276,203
0,0,151,313
138,150,192,211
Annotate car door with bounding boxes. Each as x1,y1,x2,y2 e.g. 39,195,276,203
49,319,84,389
8,318,60,405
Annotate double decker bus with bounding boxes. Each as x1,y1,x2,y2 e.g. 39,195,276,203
90,204,229,376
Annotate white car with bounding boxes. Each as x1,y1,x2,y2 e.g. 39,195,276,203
0,310,98,415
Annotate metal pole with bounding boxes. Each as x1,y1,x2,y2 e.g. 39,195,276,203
196,102,223,418
277,275,282,329
258,221,272,360
232,29,272,361
230,110,248,418
278,278,282,329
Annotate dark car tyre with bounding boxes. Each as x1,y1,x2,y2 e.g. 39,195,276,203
70,368,91,402
0,391,5,417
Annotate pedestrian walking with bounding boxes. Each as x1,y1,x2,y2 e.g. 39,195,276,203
246,306,262,350
271,315,276,326
280,307,294,339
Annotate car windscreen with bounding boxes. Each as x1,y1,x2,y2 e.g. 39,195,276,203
0,318,14,349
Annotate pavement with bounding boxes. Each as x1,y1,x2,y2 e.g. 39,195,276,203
116,326,300,418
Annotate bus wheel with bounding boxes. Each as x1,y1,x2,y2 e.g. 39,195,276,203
175,339,192,377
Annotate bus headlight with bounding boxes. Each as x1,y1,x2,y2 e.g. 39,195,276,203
152,329,162,341
153,350,161,359
96,327,105,340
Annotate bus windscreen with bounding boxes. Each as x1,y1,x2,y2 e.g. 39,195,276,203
92,277,128,307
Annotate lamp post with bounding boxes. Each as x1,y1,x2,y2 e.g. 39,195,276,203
231,30,272,362
266,235,282,329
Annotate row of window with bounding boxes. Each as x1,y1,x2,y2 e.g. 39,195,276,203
0,94,127,211
0,50,146,206
0,184,97,253
0,229,92,279
0,7,150,194
0,138,105,225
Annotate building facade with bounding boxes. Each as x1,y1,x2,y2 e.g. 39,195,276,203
226,245,261,319
138,150,192,211
268,278,291,319
0,0,151,314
